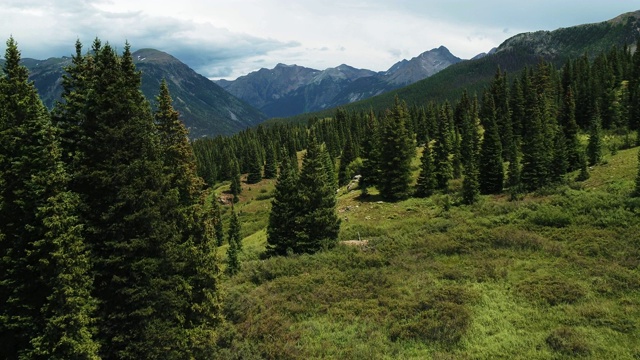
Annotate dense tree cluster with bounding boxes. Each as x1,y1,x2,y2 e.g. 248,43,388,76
266,133,341,255
0,38,222,359
194,41,640,207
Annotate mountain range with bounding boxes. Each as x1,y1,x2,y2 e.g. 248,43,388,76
273,9,640,124
10,49,267,138
216,46,462,118
4,9,640,136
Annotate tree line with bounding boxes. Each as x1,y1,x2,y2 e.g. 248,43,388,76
194,41,640,205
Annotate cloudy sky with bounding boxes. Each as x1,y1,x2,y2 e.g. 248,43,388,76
1,1,636,80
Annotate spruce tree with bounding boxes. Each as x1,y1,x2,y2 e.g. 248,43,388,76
360,110,380,195
559,87,581,171
153,79,222,358
338,135,357,186
378,97,415,201
246,144,263,184
520,75,549,191
52,39,222,359
452,129,463,179
415,141,437,198
587,106,603,166
0,37,99,359
575,151,590,182
550,129,569,183
266,155,301,256
228,209,242,251
211,195,225,247
230,157,241,203
263,143,278,179
433,105,453,190
479,91,504,194
506,140,522,199
226,211,241,275
460,93,481,205
295,135,341,253
490,68,514,162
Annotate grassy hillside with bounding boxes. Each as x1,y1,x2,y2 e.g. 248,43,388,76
211,138,640,359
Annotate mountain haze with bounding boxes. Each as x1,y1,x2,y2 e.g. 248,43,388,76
132,49,266,137
6,48,266,138
217,46,462,118
270,9,640,124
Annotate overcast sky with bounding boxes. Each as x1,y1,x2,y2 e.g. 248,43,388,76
1,1,637,80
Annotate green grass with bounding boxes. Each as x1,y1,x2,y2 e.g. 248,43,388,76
212,145,640,359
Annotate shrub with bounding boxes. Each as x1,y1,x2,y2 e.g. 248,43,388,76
389,286,474,346
516,276,586,306
255,191,274,201
490,226,545,251
529,206,572,227
545,327,590,356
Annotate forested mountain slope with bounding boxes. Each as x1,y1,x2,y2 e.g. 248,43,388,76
269,9,640,125
2,48,267,138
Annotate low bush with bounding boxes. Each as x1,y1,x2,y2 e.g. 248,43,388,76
388,286,474,346
545,326,591,356
529,205,572,227
516,276,587,306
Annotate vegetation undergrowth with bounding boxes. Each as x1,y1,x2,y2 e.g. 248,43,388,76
213,145,640,359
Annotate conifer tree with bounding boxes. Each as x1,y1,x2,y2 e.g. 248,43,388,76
338,135,357,186
550,129,569,183
230,157,242,203
460,93,481,205
575,152,590,182
211,195,225,247
0,37,99,359
490,67,514,161
452,129,463,179
559,87,581,171
360,110,380,195
246,144,263,184
506,140,522,198
53,39,223,359
378,97,415,201
587,106,603,166
520,75,549,191
266,155,301,256
295,135,341,253
321,142,338,189
263,143,278,179
226,210,241,275
153,79,223,358
415,141,437,198
228,209,242,251
433,105,453,190
479,91,504,194
509,76,525,143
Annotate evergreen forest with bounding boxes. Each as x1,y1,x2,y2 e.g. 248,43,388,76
2,34,640,359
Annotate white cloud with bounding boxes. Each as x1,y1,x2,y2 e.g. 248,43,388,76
0,0,637,79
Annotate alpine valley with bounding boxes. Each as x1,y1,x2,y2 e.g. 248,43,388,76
7,45,462,137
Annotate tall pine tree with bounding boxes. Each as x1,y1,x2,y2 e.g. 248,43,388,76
295,135,341,253
415,141,437,198
0,37,99,359
479,90,504,194
266,154,301,256
378,97,415,201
